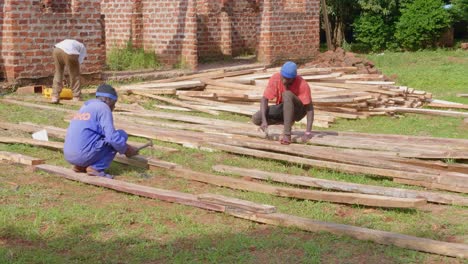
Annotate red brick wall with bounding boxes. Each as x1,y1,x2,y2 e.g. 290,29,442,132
258,0,320,63
196,0,260,59
101,0,198,69
1,0,105,82
101,0,319,68
0,0,5,79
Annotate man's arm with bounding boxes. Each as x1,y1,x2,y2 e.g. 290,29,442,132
99,108,128,154
305,102,314,134
259,96,269,131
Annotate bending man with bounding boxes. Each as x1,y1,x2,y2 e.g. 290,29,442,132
52,39,87,103
64,84,138,179
252,61,314,145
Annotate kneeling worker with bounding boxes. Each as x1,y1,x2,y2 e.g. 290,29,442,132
64,84,138,179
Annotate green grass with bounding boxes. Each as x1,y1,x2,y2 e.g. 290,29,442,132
106,44,161,71
1,50,468,263
366,49,468,103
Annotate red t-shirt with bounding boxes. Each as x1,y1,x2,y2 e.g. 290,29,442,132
263,73,312,105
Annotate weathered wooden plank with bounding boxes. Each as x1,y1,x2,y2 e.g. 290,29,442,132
226,210,468,259
201,78,259,91
34,164,226,212
149,162,426,208
427,103,468,110
0,151,45,166
206,142,466,193
197,193,277,214
34,165,467,258
213,165,468,206
388,107,468,118
131,91,220,115
118,80,204,91
0,136,63,150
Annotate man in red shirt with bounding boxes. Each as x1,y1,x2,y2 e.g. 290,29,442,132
252,61,314,145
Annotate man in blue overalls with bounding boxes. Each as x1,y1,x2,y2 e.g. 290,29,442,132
64,84,138,179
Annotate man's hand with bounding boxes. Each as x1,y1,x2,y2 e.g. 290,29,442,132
260,121,268,133
301,131,313,142
125,144,139,157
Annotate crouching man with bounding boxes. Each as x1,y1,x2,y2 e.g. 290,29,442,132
252,61,315,145
64,84,138,179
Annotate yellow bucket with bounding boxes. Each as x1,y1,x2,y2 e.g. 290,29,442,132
42,87,73,99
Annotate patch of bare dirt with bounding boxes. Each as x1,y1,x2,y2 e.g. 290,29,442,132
305,47,381,75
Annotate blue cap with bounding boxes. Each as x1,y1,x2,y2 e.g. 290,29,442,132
280,61,297,79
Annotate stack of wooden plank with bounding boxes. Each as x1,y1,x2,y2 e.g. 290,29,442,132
116,66,434,128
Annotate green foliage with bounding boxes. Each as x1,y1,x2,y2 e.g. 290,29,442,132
449,0,468,23
395,0,452,50
353,12,395,52
106,41,160,71
357,0,400,15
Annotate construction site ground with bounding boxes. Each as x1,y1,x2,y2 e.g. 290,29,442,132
0,50,467,263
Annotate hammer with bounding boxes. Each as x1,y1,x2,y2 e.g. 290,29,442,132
136,139,153,152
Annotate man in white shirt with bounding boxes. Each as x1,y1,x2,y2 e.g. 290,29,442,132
52,39,87,103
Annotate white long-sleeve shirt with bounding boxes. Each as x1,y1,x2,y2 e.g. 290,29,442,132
55,39,87,64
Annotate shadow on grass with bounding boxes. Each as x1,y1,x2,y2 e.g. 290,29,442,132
0,223,433,264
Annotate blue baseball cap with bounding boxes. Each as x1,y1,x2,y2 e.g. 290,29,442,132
280,61,297,79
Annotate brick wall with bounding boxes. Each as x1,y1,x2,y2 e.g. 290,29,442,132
196,0,260,59
1,0,105,82
0,0,5,79
196,0,319,64
258,0,320,64
101,0,198,69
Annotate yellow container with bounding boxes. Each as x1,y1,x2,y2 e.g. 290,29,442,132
42,87,73,99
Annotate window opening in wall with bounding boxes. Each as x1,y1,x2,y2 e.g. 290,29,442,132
41,0,72,13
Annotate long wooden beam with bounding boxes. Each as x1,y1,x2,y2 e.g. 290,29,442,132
148,160,426,208
213,165,468,206
206,142,467,193
35,164,468,258
227,210,468,259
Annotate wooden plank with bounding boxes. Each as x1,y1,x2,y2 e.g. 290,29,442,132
457,93,468,97
34,165,467,258
131,91,220,115
0,136,63,150
149,162,426,208
0,151,45,166
213,165,468,206
427,103,468,110
197,193,277,214
394,178,468,193
124,88,176,95
34,164,226,212
0,99,74,113
176,90,217,98
206,143,465,193
118,80,204,91
114,154,149,169
201,78,259,91
388,107,468,118
226,210,468,259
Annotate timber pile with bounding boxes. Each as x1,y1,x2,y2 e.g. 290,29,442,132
2,99,468,257
116,62,433,128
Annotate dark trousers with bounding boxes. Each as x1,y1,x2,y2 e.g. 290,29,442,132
52,48,81,98
252,91,307,135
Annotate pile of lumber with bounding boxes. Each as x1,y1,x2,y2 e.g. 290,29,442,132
115,66,434,128
1,98,467,199
2,99,468,258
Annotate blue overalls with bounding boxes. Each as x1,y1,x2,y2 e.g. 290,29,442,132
64,99,128,172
